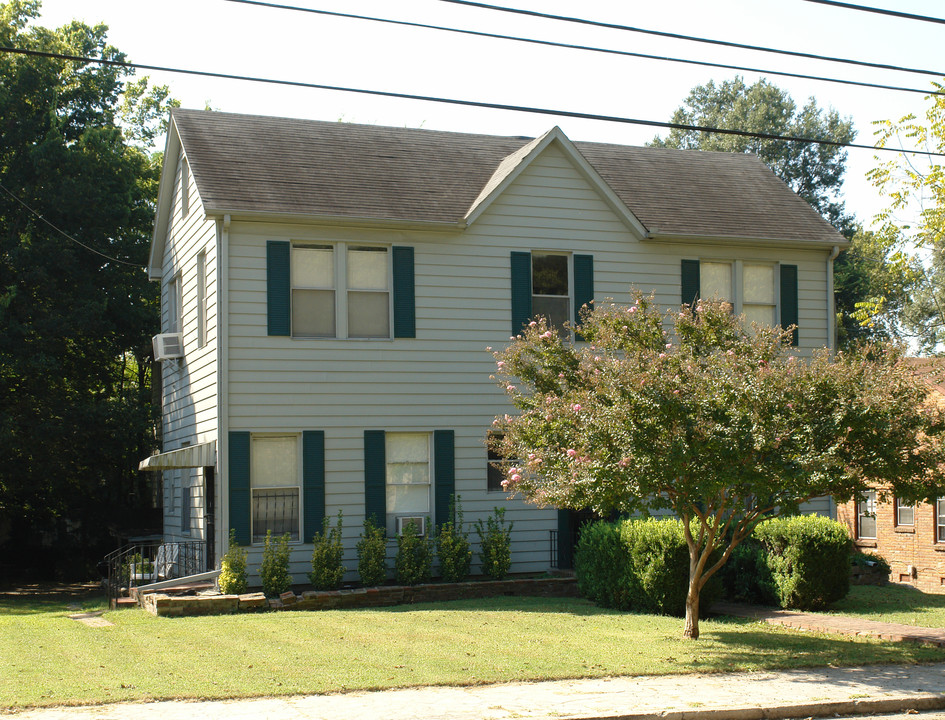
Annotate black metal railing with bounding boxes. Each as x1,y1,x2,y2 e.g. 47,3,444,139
104,540,207,606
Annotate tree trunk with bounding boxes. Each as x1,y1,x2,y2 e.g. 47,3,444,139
684,574,701,639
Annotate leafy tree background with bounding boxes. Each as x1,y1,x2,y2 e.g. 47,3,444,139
651,76,907,347
0,0,177,579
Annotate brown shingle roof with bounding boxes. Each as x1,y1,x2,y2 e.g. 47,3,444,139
172,108,845,244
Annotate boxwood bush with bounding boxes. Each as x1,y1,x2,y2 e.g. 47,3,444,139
575,517,721,617
752,515,852,610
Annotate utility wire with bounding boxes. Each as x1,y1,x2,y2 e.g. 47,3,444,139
3,45,944,157
222,0,942,97
802,0,945,25
436,0,945,78
0,180,146,267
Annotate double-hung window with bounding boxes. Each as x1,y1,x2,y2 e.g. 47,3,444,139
196,250,208,347
896,497,914,527
386,432,431,518
937,498,945,543
682,259,797,344
250,435,300,543
486,431,511,492
166,273,182,334
857,490,877,540
270,241,414,339
510,251,593,335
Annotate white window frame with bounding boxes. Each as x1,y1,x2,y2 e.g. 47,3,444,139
166,273,182,334
937,498,945,543
291,241,393,340
698,259,780,327
385,432,432,535
196,250,208,348
531,251,573,330
857,490,877,540
250,434,301,545
895,497,915,527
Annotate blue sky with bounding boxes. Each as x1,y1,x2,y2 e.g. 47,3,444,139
36,0,945,229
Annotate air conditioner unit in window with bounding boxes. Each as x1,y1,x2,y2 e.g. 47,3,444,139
395,516,426,536
152,333,184,361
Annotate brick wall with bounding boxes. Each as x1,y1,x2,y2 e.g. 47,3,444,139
838,493,945,594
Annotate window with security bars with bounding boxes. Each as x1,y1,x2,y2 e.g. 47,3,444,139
251,435,300,543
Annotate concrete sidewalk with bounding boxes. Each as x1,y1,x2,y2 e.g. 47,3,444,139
9,663,945,720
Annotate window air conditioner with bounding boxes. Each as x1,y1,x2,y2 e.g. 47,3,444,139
153,333,184,361
396,516,426,536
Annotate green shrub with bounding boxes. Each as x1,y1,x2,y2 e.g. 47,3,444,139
852,550,891,575
753,515,852,610
259,530,293,597
357,517,388,586
436,496,472,583
309,511,345,590
719,539,776,605
575,517,721,617
475,507,513,580
395,519,433,585
218,529,248,595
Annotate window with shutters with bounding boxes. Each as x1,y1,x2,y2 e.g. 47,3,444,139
251,435,300,543
857,490,877,540
386,432,431,520
290,242,391,339
532,252,571,330
690,260,783,330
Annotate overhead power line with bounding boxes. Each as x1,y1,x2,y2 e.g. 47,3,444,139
436,0,945,78
802,0,945,25
3,45,944,158
0,181,146,267
222,0,942,97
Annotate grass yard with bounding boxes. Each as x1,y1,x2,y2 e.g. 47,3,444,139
2,592,945,710
828,584,945,628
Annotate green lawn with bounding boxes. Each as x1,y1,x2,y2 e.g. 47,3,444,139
828,585,945,628
2,591,945,710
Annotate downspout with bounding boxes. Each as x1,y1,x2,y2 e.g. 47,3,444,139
216,214,231,568
827,245,841,353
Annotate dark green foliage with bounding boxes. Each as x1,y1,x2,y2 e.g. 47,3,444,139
309,511,345,590
259,531,292,597
356,518,388,587
576,518,721,617
752,516,853,610
394,519,433,586
435,496,471,583
852,551,890,575
0,2,178,578
475,507,513,580
719,539,776,605
218,529,248,595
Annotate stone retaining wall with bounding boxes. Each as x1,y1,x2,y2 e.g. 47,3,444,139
140,576,578,617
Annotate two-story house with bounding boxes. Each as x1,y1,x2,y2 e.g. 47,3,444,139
138,108,847,585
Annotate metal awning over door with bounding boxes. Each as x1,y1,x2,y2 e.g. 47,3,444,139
138,440,217,470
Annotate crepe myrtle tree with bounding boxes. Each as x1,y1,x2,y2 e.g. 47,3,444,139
491,294,945,639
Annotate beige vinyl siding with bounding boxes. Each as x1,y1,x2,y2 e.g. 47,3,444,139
226,141,835,582
160,150,219,543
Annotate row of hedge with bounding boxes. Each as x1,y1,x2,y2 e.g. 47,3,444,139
575,514,853,616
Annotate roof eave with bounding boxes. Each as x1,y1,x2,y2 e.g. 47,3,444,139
643,231,850,250
148,115,182,281
202,208,467,233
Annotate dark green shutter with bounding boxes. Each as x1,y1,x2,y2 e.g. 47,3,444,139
392,246,416,338
557,510,572,570
228,431,251,545
364,430,386,527
433,430,455,530
510,251,532,335
267,241,290,336
573,254,594,339
780,263,799,346
302,431,326,542
681,259,700,308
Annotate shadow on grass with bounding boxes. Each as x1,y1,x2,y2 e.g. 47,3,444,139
0,582,105,615
831,585,945,619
